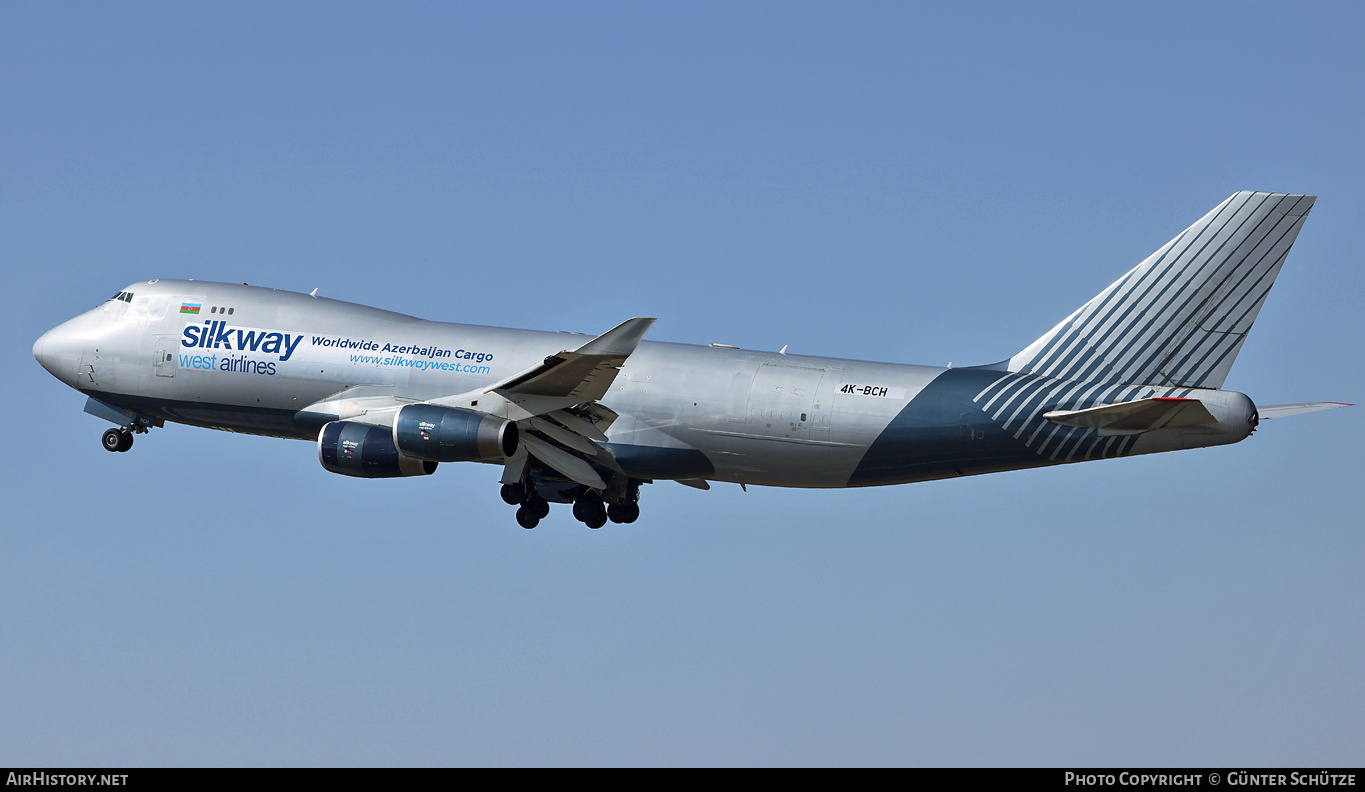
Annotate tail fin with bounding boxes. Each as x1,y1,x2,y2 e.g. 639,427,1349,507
1008,191,1315,389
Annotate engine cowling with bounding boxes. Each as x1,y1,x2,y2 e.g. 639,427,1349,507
318,421,437,478
392,404,518,462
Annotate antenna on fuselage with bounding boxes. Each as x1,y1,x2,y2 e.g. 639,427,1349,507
309,288,319,297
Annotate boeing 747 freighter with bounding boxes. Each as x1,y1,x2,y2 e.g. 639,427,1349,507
33,191,1348,528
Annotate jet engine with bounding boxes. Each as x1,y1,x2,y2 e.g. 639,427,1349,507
318,421,437,478
392,404,518,462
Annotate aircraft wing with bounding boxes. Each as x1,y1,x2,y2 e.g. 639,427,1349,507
295,384,416,431
487,317,656,401
1043,397,1217,436
301,319,656,491
429,317,657,489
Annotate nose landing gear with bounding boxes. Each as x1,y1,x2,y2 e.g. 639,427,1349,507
91,402,157,454
101,428,134,453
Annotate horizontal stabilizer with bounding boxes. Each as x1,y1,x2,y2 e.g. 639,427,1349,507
1257,402,1352,419
1043,397,1216,436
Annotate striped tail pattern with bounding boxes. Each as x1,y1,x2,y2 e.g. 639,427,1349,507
849,191,1318,487
1008,191,1315,390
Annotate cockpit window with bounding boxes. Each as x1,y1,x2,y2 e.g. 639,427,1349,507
108,291,134,303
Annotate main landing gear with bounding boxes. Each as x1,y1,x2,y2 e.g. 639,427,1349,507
101,427,134,453
500,478,644,529
606,501,640,524
572,492,608,530
502,482,550,529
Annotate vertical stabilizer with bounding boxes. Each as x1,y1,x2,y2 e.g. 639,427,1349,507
1008,191,1315,388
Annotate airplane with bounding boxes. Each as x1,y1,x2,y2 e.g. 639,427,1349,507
33,190,1350,529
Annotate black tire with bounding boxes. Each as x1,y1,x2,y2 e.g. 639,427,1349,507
515,506,539,529
582,498,607,529
528,496,550,520
500,483,525,505
117,432,134,452
574,492,604,522
621,502,640,524
607,503,626,523
102,429,123,453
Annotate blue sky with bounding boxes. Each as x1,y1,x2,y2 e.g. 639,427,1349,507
2,2,1362,766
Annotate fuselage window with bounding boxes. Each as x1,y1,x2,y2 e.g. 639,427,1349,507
211,306,218,314
228,307,234,315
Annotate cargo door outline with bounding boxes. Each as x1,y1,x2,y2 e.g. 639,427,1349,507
745,363,825,441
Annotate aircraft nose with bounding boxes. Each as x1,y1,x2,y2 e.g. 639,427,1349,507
34,321,84,385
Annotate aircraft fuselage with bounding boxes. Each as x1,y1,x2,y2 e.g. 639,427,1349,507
34,279,1256,491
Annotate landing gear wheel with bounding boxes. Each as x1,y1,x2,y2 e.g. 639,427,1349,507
102,428,132,453
527,496,550,520
515,505,540,529
500,482,526,505
620,502,640,524
574,494,607,528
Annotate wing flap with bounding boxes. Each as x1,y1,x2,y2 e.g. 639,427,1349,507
520,434,607,490
547,408,610,443
527,415,600,456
